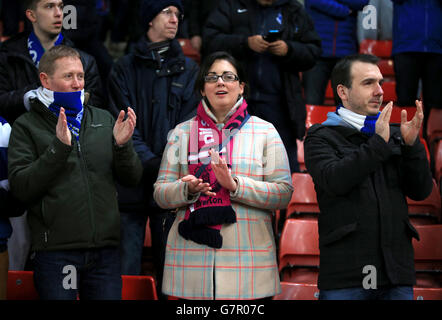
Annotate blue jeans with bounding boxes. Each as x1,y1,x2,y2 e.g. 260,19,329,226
319,286,413,300
33,247,122,300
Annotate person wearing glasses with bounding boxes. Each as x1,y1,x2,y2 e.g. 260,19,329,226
203,0,322,174
154,51,293,300
107,0,200,298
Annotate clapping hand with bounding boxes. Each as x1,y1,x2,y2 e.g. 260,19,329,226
401,100,424,146
56,107,72,146
113,107,136,146
209,149,237,192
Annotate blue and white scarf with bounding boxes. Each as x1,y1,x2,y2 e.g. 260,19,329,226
24,87,84,140
28,31,64,67
0,117,11,191
335,104,380,137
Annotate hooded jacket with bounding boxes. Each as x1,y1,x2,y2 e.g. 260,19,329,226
304,111,433,290
8,95,142,251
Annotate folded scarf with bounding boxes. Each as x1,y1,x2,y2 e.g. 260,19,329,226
336,104,380,137
28,31,64,68
178,98,250,249
24,87,84,140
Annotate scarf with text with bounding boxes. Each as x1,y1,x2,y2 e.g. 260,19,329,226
178,98,250,249
28,31,64,68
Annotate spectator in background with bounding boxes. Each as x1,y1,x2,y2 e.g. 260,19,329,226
187,0,219,55
391,0,442,132
62,0,114,88
107,0,200,298
8,45,142,300
154,51,293,300
0,116,26,300
304,54,433,300
0,0,105,125
303,0,368,105
203,0,322,174
0,0,27,41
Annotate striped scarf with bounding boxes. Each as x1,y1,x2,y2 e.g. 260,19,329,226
336,104,380,137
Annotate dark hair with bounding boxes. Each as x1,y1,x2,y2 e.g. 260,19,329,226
331,54,380,105
194,51,249,98
23,0,40,10
39,45,81,75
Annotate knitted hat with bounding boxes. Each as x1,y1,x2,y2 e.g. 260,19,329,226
139,0,184,32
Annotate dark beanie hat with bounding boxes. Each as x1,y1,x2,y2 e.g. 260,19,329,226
139,0,184,32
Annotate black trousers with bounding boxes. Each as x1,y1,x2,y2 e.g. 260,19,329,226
393,52,442,110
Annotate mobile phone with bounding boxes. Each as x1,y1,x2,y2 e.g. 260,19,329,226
263,30,282,42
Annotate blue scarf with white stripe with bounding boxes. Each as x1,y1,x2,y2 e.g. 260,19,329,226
334,104,380,137
27,31,64,67
25,87,84,140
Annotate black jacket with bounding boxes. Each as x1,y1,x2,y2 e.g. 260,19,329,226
0,32,105,124
304,124,433,290
108,37,200,211
203,0,321,138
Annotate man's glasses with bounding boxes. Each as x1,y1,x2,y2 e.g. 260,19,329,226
161,8,184,21
204,72,239,83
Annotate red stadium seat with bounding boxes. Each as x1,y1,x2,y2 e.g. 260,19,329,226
378,59,395,78
413,224,442,288
413,287,442,300
273,282,319,300
7,271,39,300
7,271,159,300
435,140,442,184
427,108,442,146
381,81,397,103
407,179,441,224
287,173,319,217
144,217,152,247
305,104,336,131
359,39,393,58
177,38,201,64
297,139,306,172
121,275,158,300
324,81,335,105
279,219,319,283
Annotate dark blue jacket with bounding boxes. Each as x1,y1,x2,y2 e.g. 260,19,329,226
108,37,200,211
391,0,442,55
305,0,368,58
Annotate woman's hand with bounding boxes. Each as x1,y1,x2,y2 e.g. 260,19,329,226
182,175,216,197
209,149,237,192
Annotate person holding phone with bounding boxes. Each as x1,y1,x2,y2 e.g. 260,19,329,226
203,0,321,174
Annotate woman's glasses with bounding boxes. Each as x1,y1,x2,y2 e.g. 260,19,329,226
204,72,239,83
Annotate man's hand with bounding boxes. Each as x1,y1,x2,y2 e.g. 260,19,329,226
209,149,237,192
375,101,393,143
248,35,269,53
401,100,424,146
267,40,288,56
113,107,136,146
56,107,72,146
182,175,215,196
190,35,202,52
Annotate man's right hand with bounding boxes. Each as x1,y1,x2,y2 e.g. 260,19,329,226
247,35,269,53
375,101,393,143
56,107,72,146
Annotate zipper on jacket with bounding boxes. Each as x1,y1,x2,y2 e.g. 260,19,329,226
76,138,97,245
